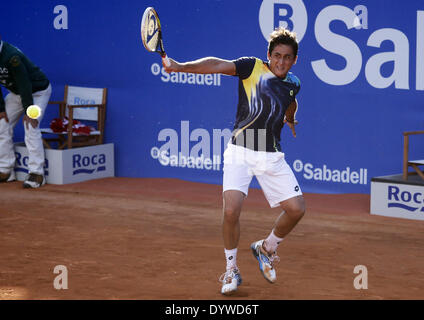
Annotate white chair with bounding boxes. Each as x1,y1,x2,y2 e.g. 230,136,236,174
41,85,107,149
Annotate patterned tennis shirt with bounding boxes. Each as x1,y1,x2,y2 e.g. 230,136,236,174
231,57,300,152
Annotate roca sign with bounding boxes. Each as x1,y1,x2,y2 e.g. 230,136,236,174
259,0,424,90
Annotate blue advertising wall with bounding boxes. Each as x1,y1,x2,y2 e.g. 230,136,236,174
1,0,423,194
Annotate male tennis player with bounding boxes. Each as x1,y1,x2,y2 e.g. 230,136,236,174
0,38,51,188
163,27,305,295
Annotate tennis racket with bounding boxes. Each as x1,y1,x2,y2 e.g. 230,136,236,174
141,7,170,67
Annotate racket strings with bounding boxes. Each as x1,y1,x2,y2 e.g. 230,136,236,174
141,7,167,59
142,10,160,52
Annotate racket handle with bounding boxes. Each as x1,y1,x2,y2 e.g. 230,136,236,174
162,55,171,67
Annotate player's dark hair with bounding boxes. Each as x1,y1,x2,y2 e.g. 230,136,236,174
268,27,298,57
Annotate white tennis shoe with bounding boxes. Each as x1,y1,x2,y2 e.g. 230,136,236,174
219,268,242,295
251,240,280,283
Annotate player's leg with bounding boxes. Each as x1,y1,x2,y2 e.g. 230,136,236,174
219,190,245,295
220,144,253,295
0,92,25,182
222,190,245,251
250,195,305,284
23,84,51,188
272,195,305,239
251,151,304,283
261,194,305,257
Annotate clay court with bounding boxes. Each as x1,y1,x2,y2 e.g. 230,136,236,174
0,177,423,300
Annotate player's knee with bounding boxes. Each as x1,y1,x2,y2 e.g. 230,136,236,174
293,206,305,221
286,203,305,221
223,206,241,224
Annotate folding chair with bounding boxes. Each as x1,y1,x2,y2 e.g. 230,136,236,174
41,85,107,149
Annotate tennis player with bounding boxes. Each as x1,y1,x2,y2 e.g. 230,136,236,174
163,27,305,295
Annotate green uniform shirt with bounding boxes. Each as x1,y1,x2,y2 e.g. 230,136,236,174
0,41,50,113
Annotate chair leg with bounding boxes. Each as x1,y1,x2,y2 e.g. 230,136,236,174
410,164,424,180
403,135,409,180
42,140,51,149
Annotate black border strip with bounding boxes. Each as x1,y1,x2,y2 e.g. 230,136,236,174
371,175,424,187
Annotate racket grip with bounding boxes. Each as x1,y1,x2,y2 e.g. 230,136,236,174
162,55,171,67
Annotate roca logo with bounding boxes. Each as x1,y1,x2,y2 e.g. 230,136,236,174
387,186,424,212
73,97,96,105
259,0,308,42
14,151,49,175
72,153,106,175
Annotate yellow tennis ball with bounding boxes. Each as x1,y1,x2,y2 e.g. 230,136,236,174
26,105,41,119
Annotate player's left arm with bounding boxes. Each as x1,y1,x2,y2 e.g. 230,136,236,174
284,99,299,138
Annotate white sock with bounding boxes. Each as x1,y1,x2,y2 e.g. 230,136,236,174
264,230,284,253
224,248,238,271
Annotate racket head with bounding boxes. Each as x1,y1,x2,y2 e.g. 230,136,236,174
141,7,166,56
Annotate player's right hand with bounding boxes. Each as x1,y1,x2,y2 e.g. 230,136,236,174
0,112,9,122
163,57,180,73
23,114,38,129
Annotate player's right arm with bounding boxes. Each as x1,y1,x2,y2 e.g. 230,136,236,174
164,57,236,76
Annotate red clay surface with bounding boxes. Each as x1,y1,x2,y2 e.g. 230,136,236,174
0,177,423,300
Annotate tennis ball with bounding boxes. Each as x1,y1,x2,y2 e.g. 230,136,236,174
26,105,41,119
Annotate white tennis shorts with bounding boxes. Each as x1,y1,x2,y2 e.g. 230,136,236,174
223,143,302,208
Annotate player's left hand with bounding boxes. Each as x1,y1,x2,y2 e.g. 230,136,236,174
23,114,39,129
284,119,298,138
